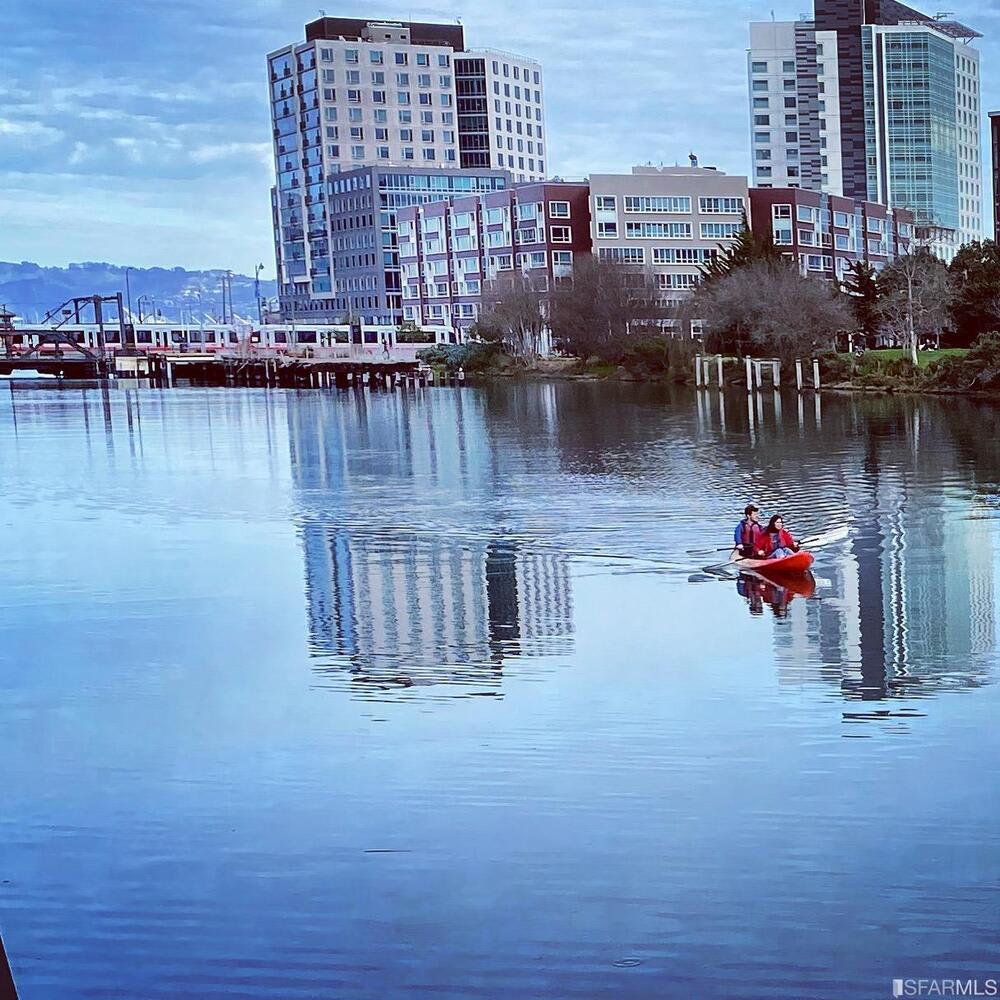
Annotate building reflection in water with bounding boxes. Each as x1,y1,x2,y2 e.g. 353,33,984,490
287,390,574,697
301,527,574,694
773,489,996,716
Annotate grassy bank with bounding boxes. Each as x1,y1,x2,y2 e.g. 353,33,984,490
840,348,968,368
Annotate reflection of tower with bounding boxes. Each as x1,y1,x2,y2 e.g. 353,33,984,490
302,529,573,682
773,472,996,702
486,543,520,647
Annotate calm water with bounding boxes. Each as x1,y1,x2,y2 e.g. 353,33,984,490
1,380,999,999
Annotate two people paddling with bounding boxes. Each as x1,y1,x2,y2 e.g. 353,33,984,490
733,504,801,560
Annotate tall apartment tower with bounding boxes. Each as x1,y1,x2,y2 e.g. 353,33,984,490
268,17,545,320
990,112,1000,240
748,2,983,258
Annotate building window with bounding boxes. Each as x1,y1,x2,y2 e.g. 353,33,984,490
624,222,692,239
550,226,572,242
595,196,616,212
752,80,768,92
370,50,383,64
548,201,570,218
753,98,769,109
754,115,770,126
782,60,795,72
751,61,768,73
700,222,742,240
699,197,744,214
395,52,408,65
596,221,618,238
623,196,691,213
598,246,644,263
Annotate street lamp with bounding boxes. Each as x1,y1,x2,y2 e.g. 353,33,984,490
137,294,150,322
254,263,265,324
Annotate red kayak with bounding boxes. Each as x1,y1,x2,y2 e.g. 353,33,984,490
732,550,814,574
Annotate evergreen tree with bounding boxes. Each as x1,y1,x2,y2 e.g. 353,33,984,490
698,215,784,286
842,261,881,343
948,240,1000,346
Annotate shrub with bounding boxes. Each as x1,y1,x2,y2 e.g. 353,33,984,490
416,341,505,374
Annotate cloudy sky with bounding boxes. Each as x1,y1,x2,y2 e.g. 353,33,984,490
1,0,996,275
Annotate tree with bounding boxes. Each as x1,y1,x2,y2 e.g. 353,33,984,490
877,249,952,366
694,258,852,360
699,216,784,287
472,271,546,358
842,261,881,344
948,240,1000,346
548,255,662,360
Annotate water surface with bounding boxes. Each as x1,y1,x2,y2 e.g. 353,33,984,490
1,380,999,998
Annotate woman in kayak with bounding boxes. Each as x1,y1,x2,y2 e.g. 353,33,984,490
759,514,801,560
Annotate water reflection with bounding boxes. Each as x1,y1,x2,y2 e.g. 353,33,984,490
302,528,573,696
284,383,1000,718
286,390,575,699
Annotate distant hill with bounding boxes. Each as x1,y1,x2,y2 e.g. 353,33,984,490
0,262,277,324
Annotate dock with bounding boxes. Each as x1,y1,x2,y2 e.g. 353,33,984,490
0,353,434,389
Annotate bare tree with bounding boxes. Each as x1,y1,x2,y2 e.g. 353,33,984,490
472,271,547,358
694,258,852,359
548,255,663,360
877,248,952,366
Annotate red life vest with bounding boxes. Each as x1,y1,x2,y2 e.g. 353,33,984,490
740,519,763,547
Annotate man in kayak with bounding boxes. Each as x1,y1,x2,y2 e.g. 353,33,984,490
760,514,801,560
733,504,764,559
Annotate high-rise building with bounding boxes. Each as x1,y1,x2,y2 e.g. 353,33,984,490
990,112,1000,240
267,16,545,322
748,2,983,259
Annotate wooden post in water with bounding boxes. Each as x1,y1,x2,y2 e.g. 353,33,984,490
772,360,780,388
744,357,752,392
812,358,821,391
795,359,803,393
716,355,724,388
695,354,702,387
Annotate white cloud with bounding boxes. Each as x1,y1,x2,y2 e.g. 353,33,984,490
0,118,63,143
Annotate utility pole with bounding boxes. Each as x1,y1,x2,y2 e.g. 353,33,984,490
124,267,134,321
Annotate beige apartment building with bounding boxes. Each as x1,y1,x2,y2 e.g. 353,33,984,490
588,164,749,321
